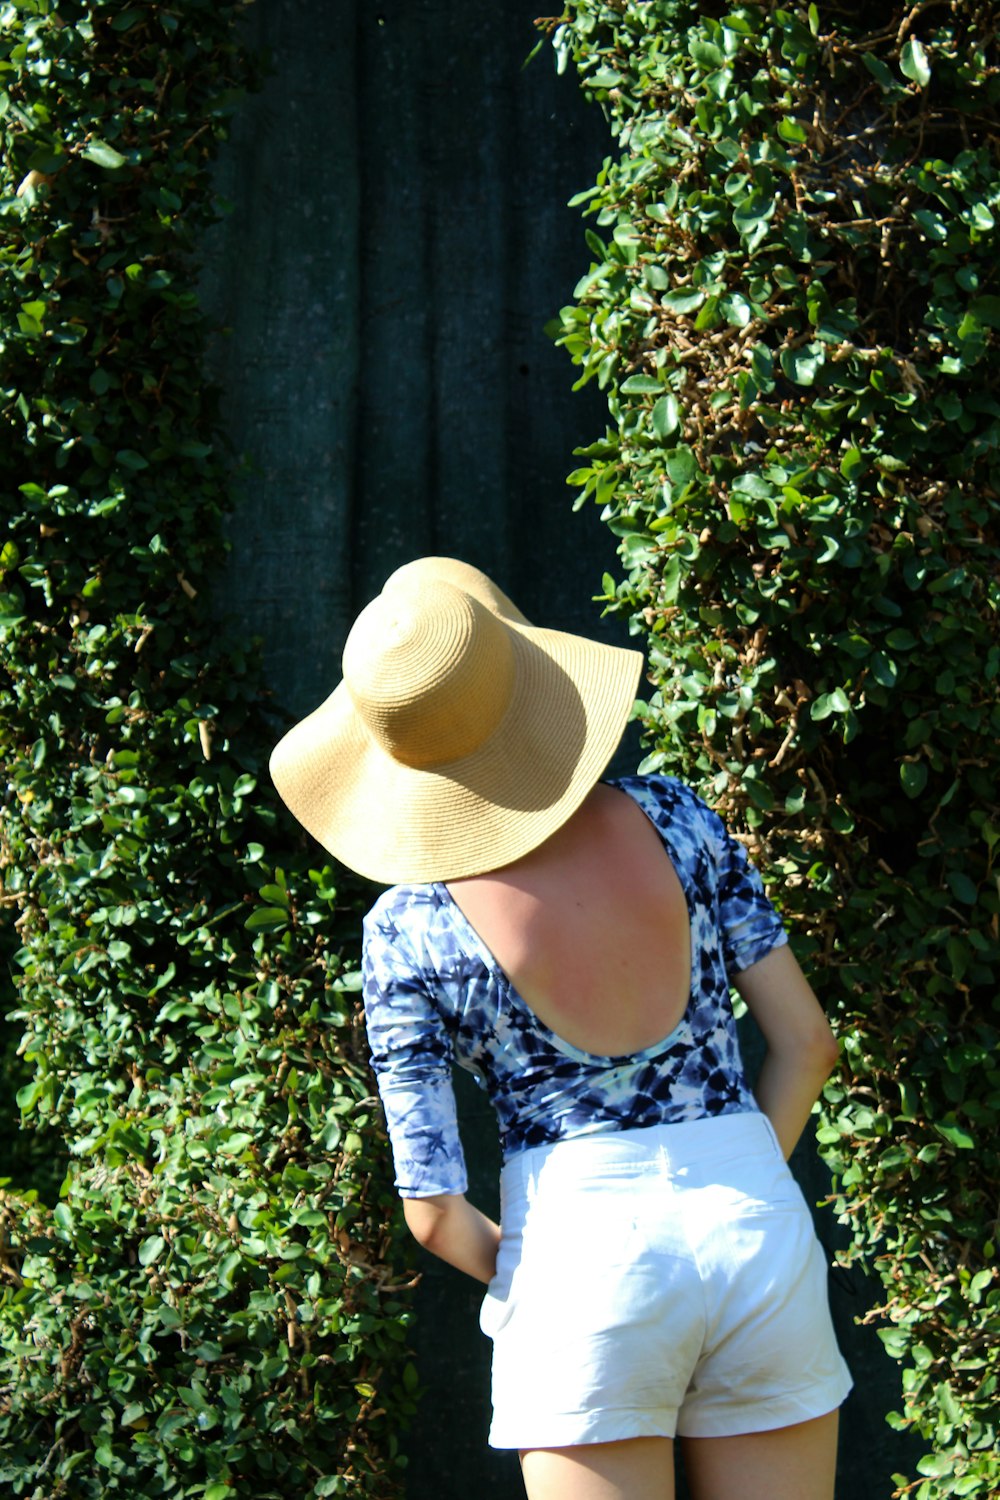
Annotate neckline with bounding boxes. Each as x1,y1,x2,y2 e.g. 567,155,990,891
434,778,697,1066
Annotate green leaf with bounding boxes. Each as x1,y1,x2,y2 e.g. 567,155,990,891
914,208,948,243
662,289,704,314
584,229,607,260
216,1252,243,1294
218,1132,255,1155
900,37,931,88
694,294,722,331
863,53,902,93
946,870,978,905
116,449,149,471
733,472,771,499
733,194,773,235
751,345,774,386
840,447,864,481
811,688,850,721
969,295,1000,327
689,38,725,69
258,883,291,907
651,395,680,439
244,906,289,931
720,292,751,327
139,1235,166,1266
620,373,662,394
935,1122,975,1150
917,1452,956,1478
900,760,928,797
780,342,825,386
82,139,128,170
946,937,967,982
777,116,807,145
332,969,363,992
664,447,698,486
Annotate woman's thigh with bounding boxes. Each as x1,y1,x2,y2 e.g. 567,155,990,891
681,1410,839,1500
519,1437,675,1500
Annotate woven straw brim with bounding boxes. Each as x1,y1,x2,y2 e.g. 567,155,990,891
270,624,643,884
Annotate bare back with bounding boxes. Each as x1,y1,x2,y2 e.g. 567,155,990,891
445,782,691,1056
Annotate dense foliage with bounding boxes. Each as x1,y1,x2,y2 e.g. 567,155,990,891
546,3,999,1496
0,2,412,1495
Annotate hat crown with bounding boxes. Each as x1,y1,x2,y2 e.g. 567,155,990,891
269,555,644,883
342,578,516,770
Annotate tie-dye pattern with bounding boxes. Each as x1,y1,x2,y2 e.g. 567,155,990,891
362,775,787,1197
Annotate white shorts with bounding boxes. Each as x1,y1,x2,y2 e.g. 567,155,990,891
480,1112,852,1448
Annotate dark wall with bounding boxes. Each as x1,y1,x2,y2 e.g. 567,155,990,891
202,0,630,722
201,3,920,1496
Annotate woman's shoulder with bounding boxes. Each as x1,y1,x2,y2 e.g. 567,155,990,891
609,771,714,825
365,879,437,912
363,882,477,981
608,772,732,874
364,880,447,936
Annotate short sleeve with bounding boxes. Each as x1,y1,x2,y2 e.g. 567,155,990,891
362,898,469,1198
705,808,788,974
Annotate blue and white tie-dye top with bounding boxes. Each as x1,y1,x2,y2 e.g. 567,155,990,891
361,774,787,1197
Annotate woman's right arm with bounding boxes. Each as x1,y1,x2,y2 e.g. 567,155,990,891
734,943,840,1159
363,899,502,1285
402,1194,501,1284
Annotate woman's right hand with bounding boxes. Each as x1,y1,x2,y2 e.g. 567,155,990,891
403,1193,501,1283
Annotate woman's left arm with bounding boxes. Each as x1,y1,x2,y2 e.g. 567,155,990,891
734,944,840,1158
403,1194,501,1284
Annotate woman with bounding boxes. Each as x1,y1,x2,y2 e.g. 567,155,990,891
270,556,852,1500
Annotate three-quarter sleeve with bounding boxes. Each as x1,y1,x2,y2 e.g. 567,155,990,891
361,900,469,1198
704,804,788,974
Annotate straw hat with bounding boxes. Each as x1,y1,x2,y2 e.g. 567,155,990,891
269,557,644,884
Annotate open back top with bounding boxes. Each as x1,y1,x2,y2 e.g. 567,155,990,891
361,775,787,1197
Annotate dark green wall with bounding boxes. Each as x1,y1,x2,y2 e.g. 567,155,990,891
202,0,631,723
202,3,920,1496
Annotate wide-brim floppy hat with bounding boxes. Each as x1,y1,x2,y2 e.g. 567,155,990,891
269,556,644,884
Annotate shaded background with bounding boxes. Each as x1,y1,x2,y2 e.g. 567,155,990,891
202,2,921,1495
203,0,628,723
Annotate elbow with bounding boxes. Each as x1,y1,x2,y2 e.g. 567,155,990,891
402,1195,447,1252
810,1022,841,1079
772,1019,840,1080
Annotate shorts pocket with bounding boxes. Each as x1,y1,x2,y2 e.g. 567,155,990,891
759,1115,786,1161
715,1152,809,1220
479,1227,521,1339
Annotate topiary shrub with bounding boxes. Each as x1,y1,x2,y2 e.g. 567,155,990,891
0,3,413,1495
545,3,999,1496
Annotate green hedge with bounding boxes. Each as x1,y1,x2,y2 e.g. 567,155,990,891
0,3,412,1495
547,4,998,1497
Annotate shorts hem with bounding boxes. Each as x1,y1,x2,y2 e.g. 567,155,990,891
675,1370,854,1440
489,1407,678,1450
